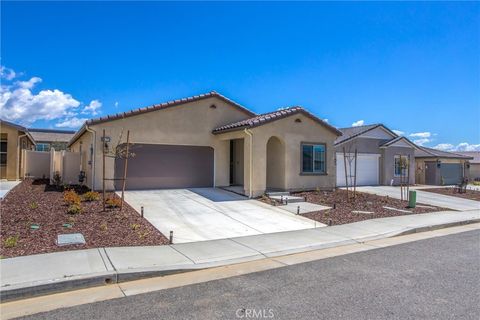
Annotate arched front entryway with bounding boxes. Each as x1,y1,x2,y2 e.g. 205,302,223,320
266,136,285,191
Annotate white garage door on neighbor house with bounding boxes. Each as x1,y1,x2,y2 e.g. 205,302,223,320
336,153,380,187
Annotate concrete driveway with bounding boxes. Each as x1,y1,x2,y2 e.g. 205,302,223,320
120,188,320,243
355,186,480,211
0,181,20,199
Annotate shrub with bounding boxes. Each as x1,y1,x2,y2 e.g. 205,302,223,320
137,231,150,239
4,235,19,248
52,171,62,188
100,222,108,231
29,202,38,210
64,190,81,206
67,204,82,215
106,197,122,208
130,223,140,231
83,191,100,202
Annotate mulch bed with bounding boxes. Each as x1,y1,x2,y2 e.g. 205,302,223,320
0,179,169,258
293,189,447,226
420,187,480,201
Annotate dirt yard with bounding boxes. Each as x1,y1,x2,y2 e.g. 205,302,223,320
0,179,169,258
293,189,447,226
421,187,480,201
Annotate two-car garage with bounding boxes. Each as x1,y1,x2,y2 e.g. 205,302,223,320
115,144,214,190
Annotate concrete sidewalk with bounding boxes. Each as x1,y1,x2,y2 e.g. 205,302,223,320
355,186,480,211
1,210,479,301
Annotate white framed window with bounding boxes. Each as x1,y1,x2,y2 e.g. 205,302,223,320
301,143,326,174
394,155,409,177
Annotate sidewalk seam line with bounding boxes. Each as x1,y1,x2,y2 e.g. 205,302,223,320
228,238,269,259
169,246,197,264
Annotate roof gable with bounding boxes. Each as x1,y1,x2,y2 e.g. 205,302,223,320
86,91,254,126
414,146,473,159
335,124,397,145
212,107,342,136
380,136,417,149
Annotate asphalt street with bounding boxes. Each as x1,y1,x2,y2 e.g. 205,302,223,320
19,230,480,320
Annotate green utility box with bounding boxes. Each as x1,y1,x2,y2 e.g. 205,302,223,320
408,190,417,208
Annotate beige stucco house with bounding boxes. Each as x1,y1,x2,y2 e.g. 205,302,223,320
335,124,417,187
415,147,472,185
0,119,36,180
68,91,341,197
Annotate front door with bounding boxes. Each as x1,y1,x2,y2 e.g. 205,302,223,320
425,161,437,185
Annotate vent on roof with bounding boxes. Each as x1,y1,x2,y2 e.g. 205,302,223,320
210,104,217,109
295,118,302,123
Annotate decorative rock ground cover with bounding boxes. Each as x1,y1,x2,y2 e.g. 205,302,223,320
421,187,480,201
0,179,169,258
294,189,447,225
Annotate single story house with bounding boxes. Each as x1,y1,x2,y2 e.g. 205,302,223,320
456,151,480,181
28,128,76,152
0,119,36,180
415,147,472,185
334,124,416,187
68,91,341,197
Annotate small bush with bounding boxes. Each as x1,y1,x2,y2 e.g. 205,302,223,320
130,223,140,231
64,190,81,206
106,197,122,208
137,231,150,239
68,216,76,224
83,191,100,202
100,222,108,231
4,235,19,248
67,204,82,215
29,202,38,210
52,171,62,188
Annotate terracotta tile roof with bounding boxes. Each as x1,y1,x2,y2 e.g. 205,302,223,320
212,107,341,135
86,91,255,126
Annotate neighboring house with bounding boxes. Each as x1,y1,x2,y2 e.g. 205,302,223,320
334,124,417,187
28,128,76,152
68,91,341,197
456,151,480,181
415,147,472,185
0,119,36,180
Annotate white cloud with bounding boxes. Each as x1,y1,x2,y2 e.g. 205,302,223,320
323,118,329,123
433,143,454,151
114,101,119,108
55,117,88,128
409,132,431,138
0,66,100,128
434,142,480,152
414,138,430,146
16,77,42,89
352,120,364,127
0,66,16,80
392,130,405,136
82,99,102,115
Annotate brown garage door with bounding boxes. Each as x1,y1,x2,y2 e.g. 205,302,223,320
115,144,214,190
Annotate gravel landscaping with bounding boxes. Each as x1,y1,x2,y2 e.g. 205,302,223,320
421,187,480,201
0,179,169,258
293,189,447,226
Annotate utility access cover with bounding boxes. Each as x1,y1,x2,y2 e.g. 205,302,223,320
57,233,86,246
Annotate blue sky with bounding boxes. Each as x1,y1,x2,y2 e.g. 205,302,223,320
1,2,479,151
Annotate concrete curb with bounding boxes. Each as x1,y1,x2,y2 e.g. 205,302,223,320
1,216,479,302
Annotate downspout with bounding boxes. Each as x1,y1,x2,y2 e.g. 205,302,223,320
244,128,254,198
16,134,27,180
84,125,97,190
